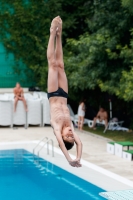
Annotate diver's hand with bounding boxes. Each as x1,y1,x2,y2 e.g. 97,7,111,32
69,159,82,167
74,158,82,167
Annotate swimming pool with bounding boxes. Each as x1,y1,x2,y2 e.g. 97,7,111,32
0,149,105,200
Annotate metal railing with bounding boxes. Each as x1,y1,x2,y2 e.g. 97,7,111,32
33,137,54,162
37,139,54,158
33,137,48,157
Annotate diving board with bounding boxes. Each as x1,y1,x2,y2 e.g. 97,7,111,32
99,189,133,200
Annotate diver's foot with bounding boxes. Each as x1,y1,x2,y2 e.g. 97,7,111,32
50,16,59,35
56,16,62,36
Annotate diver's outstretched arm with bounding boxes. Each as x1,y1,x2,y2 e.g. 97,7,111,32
71,123,82,162
54,128,81,167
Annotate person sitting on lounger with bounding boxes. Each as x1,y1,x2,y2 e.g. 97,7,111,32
92,107,108,129
13,82,27,112
47,16,82,167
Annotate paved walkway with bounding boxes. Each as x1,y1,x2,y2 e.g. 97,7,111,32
0,126,133,181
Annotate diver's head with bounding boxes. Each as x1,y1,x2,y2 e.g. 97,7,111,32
61,126,74,150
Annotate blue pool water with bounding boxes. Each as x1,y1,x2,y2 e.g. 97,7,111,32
0,149,105,200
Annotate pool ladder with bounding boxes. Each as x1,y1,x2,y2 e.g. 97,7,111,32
33,136,54,161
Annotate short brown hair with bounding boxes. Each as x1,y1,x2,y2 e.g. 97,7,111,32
63,140,74,150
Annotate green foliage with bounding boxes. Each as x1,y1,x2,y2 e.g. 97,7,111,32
122,0,133,13
1,0,133,104
65,0,133,101
117,68,133,101
0,0,91,90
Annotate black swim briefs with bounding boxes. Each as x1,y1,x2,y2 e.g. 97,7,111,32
47,87,68,99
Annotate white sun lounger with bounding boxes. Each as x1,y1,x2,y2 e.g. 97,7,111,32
34,92,50,125
24,93,33,100
0,100,13,127
33,92,50,125
104,120,126,133
4,93,14,100
13,101,26,127
27,99,42,126
34,91,47,99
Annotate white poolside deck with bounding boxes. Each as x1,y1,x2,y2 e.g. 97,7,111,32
0,126,133,191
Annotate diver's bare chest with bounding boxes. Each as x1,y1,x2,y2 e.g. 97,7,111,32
50,105,70,124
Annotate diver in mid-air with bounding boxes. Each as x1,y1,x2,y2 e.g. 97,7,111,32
47,16,82,167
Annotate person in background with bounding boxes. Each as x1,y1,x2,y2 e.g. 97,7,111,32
91,107,108,129
13,82,27,112
78,99,86,131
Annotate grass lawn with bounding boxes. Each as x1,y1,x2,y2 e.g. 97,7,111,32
83,125,133,142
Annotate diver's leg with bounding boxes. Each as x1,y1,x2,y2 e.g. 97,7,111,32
47,17,59,93
55,17,68,93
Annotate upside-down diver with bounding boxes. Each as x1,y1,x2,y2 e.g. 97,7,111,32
47,16,82,167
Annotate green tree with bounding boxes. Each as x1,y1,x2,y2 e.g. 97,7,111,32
122,0,133,13
65,0,133,102
115,0,133,101
1,0,133,104
0,0,91,90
